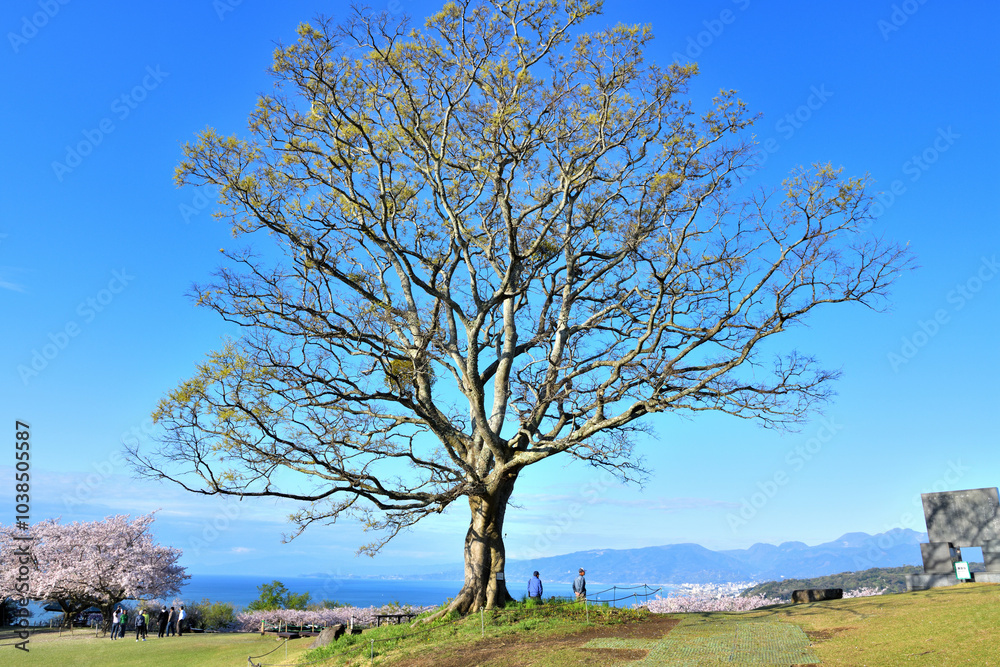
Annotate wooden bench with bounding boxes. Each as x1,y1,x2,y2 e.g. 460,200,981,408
264,626,324,639
374,613,416,627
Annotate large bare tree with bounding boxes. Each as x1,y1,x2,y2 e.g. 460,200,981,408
131,0,909,614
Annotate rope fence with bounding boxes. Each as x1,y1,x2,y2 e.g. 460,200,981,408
248,638,287,665
589,584,663,606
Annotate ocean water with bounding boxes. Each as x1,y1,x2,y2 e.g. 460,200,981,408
178,575,464,609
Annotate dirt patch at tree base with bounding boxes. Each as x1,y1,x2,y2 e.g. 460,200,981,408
403,614,679,667
804,625,855,642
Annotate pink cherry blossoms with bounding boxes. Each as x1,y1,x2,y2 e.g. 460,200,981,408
640,584,886,614
842,586,887,598
0,513,188,628
640,592,785,614
235,604,435,632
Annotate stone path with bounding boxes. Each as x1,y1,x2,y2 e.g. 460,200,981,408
584,619,819,665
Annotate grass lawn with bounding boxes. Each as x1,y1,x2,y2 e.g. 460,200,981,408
7,628,315,666
743,582,1000,666
8,583,999,665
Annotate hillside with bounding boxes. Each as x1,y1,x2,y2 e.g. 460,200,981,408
415,528,926,585
741,565,924,597
525,528,924,584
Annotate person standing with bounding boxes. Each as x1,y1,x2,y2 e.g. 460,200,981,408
110,607,121,640
157,605,169,637
573,568,587,601
176,605,186,636
134,608,147,641
119,608,129,638
165,607,176,637
527,571,544,603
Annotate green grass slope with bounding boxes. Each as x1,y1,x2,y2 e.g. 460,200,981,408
743,582,1000,666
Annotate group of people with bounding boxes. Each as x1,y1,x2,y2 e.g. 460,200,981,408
109,605,186,641
526,568,586,603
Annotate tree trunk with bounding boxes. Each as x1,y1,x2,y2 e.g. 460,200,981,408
97,602,110,633
98,600,121,634
434,474,517,617
55,600,81,630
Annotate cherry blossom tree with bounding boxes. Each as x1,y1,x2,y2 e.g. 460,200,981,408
0,514,188,630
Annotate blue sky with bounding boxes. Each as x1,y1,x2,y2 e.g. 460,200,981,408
2,0,998,578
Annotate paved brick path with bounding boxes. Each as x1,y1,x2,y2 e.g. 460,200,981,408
584,619,819,665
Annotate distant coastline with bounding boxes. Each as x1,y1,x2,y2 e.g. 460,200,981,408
179,575,465,609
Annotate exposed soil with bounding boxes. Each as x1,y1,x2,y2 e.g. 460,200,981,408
804,625,856,643
402,614,679,667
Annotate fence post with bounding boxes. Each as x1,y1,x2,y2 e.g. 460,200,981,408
480,608,484,638
370,638,375,666
585,596,589,624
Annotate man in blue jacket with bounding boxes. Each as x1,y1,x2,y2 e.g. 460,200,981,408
527,571,543,603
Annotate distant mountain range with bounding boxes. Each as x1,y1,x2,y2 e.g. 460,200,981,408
409,529,927,585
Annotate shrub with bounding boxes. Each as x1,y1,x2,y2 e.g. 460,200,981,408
320,599,346,609
246,580,311,611
190,598,238,630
